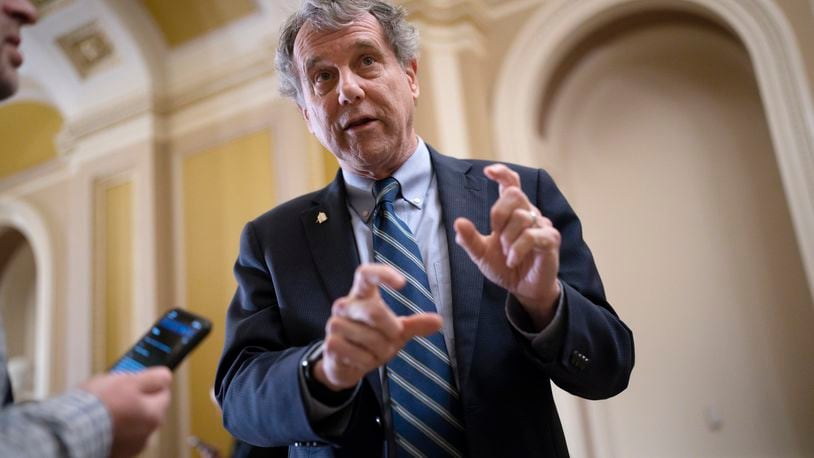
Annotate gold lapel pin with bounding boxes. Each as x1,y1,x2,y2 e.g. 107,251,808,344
316,211,328,224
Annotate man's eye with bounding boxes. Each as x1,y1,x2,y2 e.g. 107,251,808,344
314,71,332,83
361,56,375,66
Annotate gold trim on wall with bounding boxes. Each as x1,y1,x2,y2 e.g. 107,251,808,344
92,177,135,373
139,0,257,47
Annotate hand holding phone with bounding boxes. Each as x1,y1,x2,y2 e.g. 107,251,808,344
110,308,212,373
81,367,173,456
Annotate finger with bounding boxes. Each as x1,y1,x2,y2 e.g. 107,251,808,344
320,336,366,388
140,386,172,425
332,297,403,340
326,316,397,362
484,164,521,195
400,313,443,339
134,366,173,394
324,334,378,371
499,207,538,256
350,263,405,299
490,187,530,234
454,217,488,262
506,226,561,269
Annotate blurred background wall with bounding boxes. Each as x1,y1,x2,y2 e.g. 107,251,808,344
0,0,812,457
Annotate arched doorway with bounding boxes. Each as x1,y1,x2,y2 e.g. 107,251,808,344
0,228,37,401
540,12,814,457
0,201,54,400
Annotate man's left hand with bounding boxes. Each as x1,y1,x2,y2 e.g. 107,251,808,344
454,163,562,330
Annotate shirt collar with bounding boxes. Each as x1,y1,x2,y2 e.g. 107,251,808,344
342,138,432,222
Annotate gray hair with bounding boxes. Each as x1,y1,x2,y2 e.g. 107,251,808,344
275,0,419,105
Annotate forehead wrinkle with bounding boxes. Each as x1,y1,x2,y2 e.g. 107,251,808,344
299,35,384,73
304,56,324,74
351,38,380,52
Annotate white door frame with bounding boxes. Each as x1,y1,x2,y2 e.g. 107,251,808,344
0,200,54,399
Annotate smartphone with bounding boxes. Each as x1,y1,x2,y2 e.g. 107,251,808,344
110,308,212,373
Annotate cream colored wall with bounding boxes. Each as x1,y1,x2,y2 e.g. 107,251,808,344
17,179,72,394
545,16,814,457
0,241,37,399
181,130,275,455
773,0,814,106
0,1,811,457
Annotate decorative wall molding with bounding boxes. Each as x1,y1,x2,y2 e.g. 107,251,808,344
56,21,117,80
56,89,154,156
415,20,486,158
401,0,544,25
0,200,54,398
56,44,277,158
494,0,814,302
159,44,276,114
90,172,135,373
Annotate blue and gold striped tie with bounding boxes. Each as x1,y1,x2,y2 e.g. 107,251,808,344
372,177,466,457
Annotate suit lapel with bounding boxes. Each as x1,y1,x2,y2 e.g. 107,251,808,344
301,172,360,302
300,172,384,403
430,148,489,389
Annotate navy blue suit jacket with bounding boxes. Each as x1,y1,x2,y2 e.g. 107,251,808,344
215,148,634,457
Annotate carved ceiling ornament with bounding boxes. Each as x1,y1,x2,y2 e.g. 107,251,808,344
56,22,116,79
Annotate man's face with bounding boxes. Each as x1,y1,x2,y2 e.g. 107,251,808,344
293,13,420,179
0,0,37,100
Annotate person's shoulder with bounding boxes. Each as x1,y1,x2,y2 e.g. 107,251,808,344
428,145,541,174
249,187,325,227
435,151,547,180
468,158,540,176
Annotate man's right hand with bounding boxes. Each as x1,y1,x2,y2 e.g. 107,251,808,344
314,263,442,391
80,367,173,457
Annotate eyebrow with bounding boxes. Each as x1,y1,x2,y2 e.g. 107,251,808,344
303,39,381,74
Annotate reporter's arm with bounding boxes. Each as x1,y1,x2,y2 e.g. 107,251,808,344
0,389,111,458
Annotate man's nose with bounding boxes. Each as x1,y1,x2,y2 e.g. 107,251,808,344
2,0,38,25
337,70,364,106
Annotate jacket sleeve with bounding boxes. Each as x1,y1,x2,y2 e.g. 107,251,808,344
518,168,635,400
214,221,327,447
0,389,111,457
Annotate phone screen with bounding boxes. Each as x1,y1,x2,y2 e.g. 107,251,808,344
110,308,211,373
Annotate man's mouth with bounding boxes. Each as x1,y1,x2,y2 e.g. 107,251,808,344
343,117,377,131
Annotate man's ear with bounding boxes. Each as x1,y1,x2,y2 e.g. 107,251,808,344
405,58,420,99
299,104,314,134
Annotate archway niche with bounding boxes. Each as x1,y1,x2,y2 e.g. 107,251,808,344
0,227,38,401
517,8,814,458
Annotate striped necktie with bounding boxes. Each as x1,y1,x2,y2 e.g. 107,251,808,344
372,177,466,458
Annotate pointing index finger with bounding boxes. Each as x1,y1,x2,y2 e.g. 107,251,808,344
350,263,405,299
484,164,522,195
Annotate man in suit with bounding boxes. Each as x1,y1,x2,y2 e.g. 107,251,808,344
215,0,634,456
0,0,173,456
